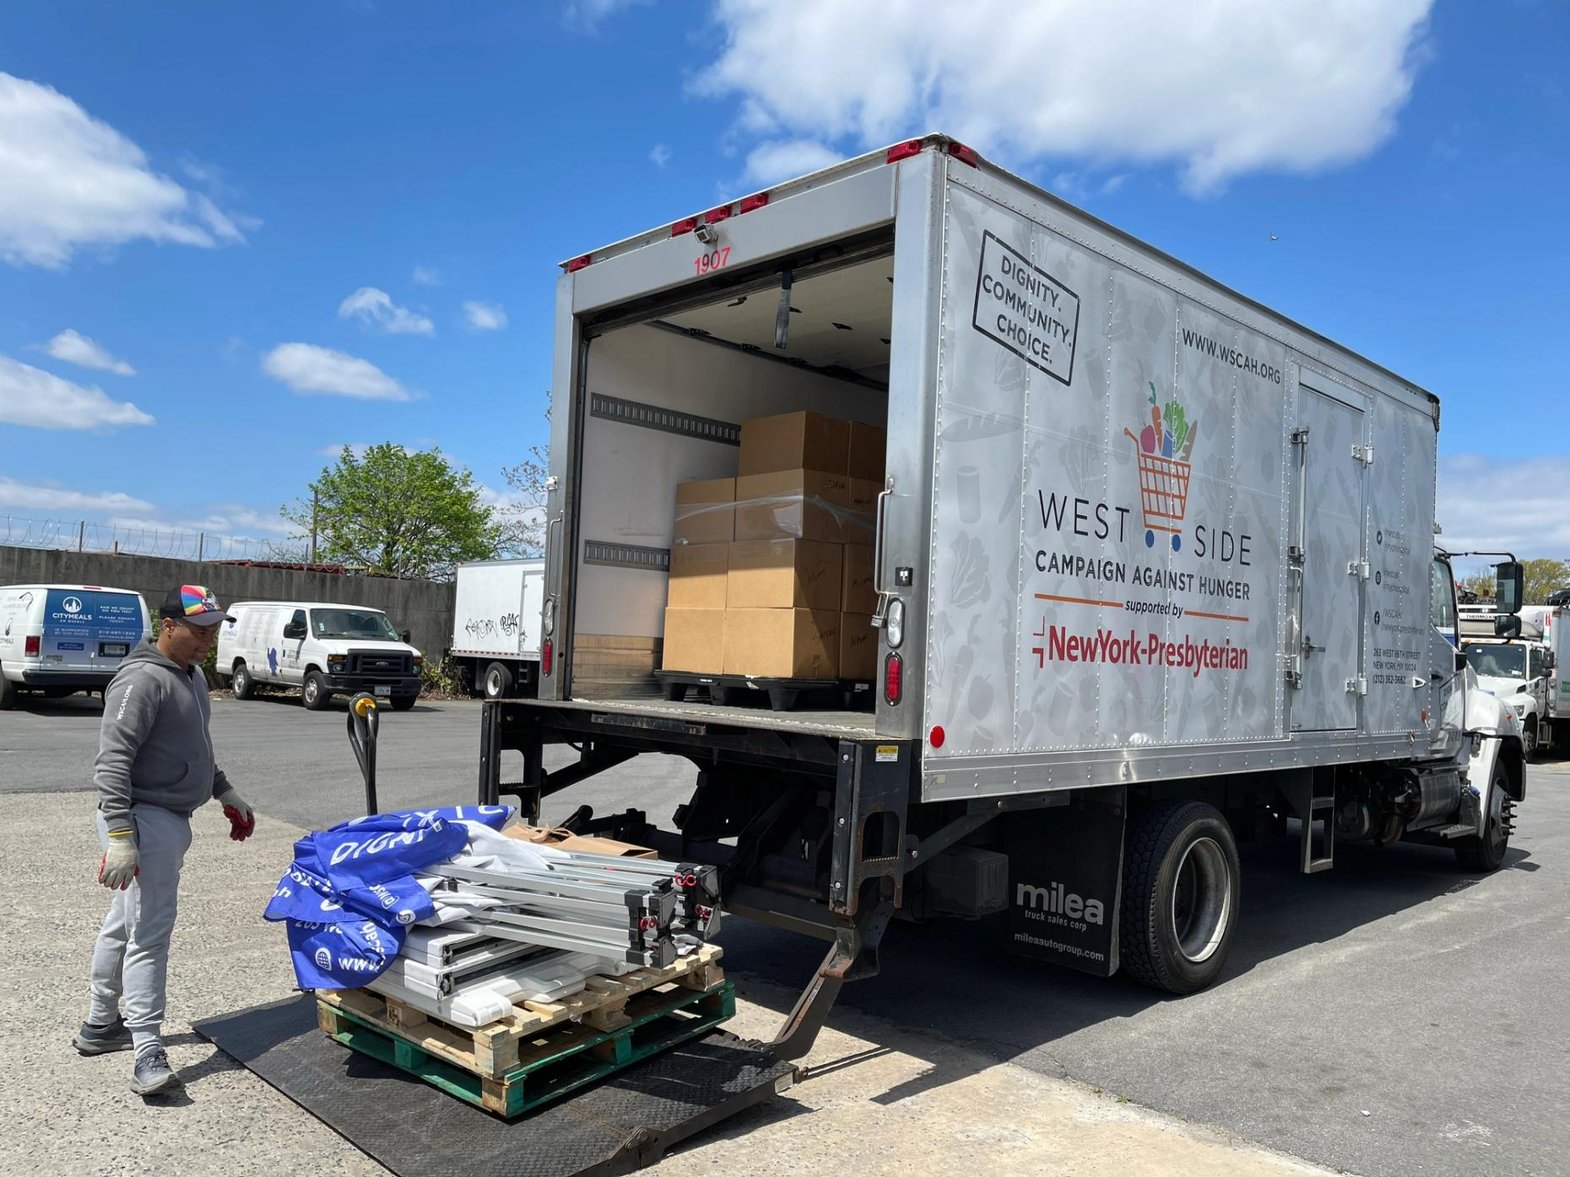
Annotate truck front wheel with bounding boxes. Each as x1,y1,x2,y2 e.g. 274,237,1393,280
1455,760,1512,872
302,670,331,711
482,662,513,700
1120,800,1241,994
230,662,255,700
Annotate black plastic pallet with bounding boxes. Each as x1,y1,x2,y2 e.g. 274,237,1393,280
654,670,873,712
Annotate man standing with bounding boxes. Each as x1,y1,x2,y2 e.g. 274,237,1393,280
74,584,256,1096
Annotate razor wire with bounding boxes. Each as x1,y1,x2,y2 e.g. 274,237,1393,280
0,514,307,563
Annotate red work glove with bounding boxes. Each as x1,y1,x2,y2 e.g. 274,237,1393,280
218,788,256,841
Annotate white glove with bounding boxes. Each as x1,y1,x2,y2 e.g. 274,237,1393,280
99,832,139,889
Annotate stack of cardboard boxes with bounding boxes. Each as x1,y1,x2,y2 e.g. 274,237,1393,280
662,410,885,682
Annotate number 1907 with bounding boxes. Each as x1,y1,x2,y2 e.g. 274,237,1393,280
694,247,731,275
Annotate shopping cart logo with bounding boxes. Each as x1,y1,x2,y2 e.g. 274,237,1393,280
1124,384,1197,552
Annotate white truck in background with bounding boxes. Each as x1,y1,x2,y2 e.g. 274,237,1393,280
449,558,544,699
1461,603,1568,759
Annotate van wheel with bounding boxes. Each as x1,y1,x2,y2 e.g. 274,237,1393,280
1456,760,1512,872
302,670,331,711
231,663,255,700
482,662,513,700
390,695,417,711
1120,800,1241,994
0,671,16,710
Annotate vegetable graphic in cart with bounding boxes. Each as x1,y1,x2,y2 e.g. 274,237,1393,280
1125,388,1195,550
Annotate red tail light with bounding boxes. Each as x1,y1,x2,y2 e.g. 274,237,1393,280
542,639,554,676
24,636,40,657
886,139,924,164
883,652,903,704
929,725,946,749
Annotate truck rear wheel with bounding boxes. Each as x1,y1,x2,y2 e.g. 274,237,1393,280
1455,760,1512,872
302,670,331,711
230,662,255,700
482,662,513,700
1120,800,1240,994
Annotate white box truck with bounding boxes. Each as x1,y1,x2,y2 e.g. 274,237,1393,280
0,583,150,708
1460,602,1568,758
476,135,1525,1058
449,558,545,698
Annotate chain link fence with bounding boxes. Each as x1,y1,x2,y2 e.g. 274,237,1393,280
1,515,305,563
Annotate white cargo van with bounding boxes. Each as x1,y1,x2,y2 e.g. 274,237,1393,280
217,600,424,711
0,583,150,708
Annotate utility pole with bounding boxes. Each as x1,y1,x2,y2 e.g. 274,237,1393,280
310,490,319,563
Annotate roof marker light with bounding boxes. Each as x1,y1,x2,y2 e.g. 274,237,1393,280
670,217,699,237
565,255,592,273
704,205,733,224
946,141,981,167
739,192,770,213
886,139,924,164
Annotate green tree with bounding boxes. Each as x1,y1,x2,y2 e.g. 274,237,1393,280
496,443,549,557
1521,558,1570,605
1458,572,1494,602
282,444,500,579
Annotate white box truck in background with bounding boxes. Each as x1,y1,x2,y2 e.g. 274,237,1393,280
473,135,1525,1058
1460,602,1569,759
449,558,544,698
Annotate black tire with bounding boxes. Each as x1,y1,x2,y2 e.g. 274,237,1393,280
1455,759,1512,872
0,671,17,710
1120,800,1241,994
301,670,331,711
390,694,417,711
230,662,255,700
482,661,513,700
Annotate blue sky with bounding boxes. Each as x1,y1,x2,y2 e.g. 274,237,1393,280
0,1,1565,576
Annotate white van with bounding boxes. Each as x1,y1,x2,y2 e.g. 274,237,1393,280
0,583,151,709
217,600,424,711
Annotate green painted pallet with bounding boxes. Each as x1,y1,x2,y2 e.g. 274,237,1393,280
317,979,736,1119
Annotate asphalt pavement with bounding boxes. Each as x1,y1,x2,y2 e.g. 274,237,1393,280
5,691,1566,1176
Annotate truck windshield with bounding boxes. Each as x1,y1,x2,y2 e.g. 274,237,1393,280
310,609,400,641
1465,643,1527,679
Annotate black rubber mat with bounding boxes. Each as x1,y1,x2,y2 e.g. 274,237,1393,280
195,996,794,1177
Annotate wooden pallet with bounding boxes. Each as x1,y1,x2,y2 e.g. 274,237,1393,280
318,979,735,1119
654,669,874,711
317,943,724,1077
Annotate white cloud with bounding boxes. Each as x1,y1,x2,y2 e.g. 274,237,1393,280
650,143,672,168
317,442,371,458
0,355,154,429
695,0,1434,193
338,286,435,336
45,329,135,375
412,265,441,286
738,139,842,188
1439,454,1570,565
563,0,649,32
0,476,156,515
0,72,249,267
462,301,508,331
261,343,414,401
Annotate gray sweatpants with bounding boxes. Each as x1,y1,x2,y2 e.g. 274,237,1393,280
88,804,192,1043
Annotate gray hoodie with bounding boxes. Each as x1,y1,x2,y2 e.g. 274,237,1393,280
95,638,232,834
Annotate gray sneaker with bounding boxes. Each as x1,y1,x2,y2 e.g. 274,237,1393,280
72,1017,133,1055
130,1046,182,1095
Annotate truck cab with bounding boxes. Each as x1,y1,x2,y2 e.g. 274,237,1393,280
1460,603,1563,758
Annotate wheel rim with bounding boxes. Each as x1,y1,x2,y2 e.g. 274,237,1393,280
1488,788,1510,855
304,679,317,704
234,669,247,691
486,668,503,697
1171,836,1232,964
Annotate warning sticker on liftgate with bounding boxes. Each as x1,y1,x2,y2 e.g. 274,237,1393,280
972,231,1080,386
875,745,900,763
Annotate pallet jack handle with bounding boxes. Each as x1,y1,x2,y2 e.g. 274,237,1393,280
348,692,380,815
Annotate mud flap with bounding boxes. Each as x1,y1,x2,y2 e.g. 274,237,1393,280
1003,788,1126,977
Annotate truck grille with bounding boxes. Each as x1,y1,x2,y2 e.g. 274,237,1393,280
347,650,413,678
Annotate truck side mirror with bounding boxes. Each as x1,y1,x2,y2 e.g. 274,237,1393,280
1547,652,1558,671
283,621,306,640
1455,647,1468,671
1495,561,1524,614
1494,614,1521,640
401,629,411,644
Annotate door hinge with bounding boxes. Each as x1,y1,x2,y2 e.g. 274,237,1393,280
1288,545,1305,567
1347,559,1371,580
1290,426,1311,445
544,475,560,493
1352,443,1374,465
1345,676,1368,696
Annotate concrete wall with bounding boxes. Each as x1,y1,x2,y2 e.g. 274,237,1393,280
0,546,455,658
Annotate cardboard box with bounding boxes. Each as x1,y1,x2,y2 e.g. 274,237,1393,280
502,823,658,859
842,544,876,613
842,478,880,545
840,613,877,681
734,469,851,542
738,411,850,477
727,539,843,611
724,609,841,678
661,608,726,673
667,542,729,609
848,421,886,481
674,478,735,545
